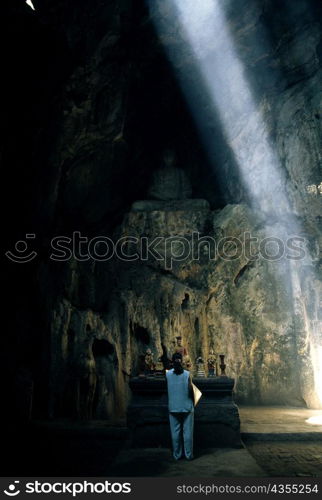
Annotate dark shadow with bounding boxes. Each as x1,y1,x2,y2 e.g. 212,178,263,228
132,324,151,345
92,338,115,358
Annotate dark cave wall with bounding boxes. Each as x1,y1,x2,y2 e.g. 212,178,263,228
30,0,225,235
3,0,322,420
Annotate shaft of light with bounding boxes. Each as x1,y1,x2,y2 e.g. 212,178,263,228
150,0,322,408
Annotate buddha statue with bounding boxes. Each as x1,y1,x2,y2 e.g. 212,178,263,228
207,349,217,377
148,149,192,201
144,348,155,375
174,336,188,357
154,357,164,376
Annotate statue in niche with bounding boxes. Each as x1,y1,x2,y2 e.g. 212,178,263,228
207,349,217,377
148,148,192,201
169,336,188,368
174,336,188,357
196,357,206,377
144,348,155,375
154,356,165,376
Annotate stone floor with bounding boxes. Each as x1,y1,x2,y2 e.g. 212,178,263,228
3,406,322,477
239,406,322,478
245,442,322,477
239,406,322,437
109,406,322,477
110,447,266,477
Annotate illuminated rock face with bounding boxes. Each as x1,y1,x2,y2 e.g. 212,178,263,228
4,0,322,420
36,0,322,415
47,200,322,417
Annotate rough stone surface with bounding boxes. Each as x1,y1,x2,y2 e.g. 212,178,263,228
110,447,266,477
3,0,322,421
3,406,321,476
46,199,322,418
246,442,322,477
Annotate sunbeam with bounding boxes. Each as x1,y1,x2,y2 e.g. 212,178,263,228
306,415,322,425
26,0,35,11
150,0,322,408
155,0,291,216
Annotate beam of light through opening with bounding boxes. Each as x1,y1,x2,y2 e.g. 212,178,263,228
171,0,290,217
150,0,322,407
306,415,322,425
26,0,35,11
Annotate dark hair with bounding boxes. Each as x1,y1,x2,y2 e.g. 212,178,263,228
172,352,184,375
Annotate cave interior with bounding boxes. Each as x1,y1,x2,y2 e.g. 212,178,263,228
2,0,322,477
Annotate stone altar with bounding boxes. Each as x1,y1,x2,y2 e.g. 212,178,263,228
127,376,241,448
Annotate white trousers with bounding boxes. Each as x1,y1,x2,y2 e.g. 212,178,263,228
169,411,194,460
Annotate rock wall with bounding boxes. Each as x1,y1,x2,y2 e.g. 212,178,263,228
3,0,322,420
47,199,322,417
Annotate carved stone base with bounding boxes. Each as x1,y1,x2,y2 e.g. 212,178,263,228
127,377,241,448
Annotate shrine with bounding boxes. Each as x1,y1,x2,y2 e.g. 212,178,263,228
128,343,241,448
127,375,240,448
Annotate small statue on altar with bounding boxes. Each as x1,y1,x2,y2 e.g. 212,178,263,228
144,348,155,375
196,356,206,377
207,349,217,377
154,357,164,376
174,336,187,357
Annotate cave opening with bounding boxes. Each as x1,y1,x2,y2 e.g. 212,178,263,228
181,293,190,311
129,322,152,375
131,323,151,345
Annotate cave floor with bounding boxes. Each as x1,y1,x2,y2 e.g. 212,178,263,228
239,406,322,437
110,407,322,477
109,447,266,477
4,406,322,477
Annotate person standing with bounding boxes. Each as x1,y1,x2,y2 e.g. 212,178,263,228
166,352,194,460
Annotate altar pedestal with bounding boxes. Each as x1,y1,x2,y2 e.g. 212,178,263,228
127,377,241,448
